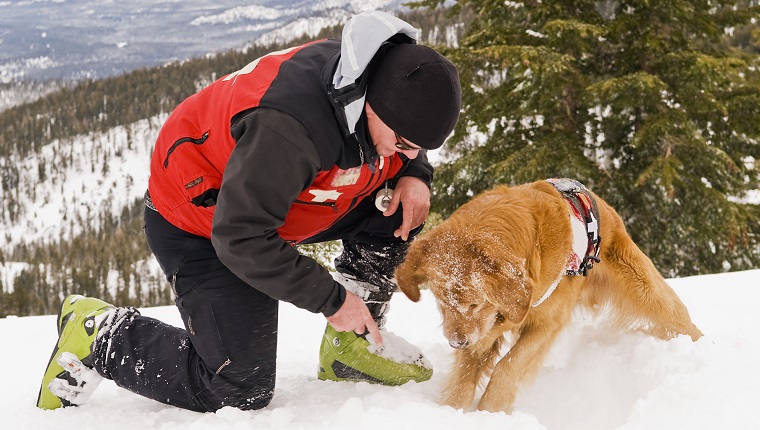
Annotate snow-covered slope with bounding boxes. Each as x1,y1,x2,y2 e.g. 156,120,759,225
0,115,164,252
3,269,758,430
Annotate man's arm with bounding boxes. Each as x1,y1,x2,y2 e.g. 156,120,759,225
211,108,346,316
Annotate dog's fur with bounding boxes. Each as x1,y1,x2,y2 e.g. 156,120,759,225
395,180,702,413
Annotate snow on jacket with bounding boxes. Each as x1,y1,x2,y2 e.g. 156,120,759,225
147,12,433,316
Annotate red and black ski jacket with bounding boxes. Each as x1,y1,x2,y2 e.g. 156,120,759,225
147,35,433,316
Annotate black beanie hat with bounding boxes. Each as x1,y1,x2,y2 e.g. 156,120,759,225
366,44,461,150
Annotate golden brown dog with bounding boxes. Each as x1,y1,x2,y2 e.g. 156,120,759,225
395,179,702,413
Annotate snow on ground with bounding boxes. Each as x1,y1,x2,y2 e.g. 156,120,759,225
2,269,758,430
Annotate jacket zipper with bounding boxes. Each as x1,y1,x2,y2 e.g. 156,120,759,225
354,156,385,197
293,200,339,212
216,359,232,374
163,132,210,168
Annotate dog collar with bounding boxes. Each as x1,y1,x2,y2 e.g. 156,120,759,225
532,179,602,308
547,179,602,277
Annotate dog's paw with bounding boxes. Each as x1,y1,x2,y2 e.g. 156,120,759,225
476,391,515,414
440,387,475,411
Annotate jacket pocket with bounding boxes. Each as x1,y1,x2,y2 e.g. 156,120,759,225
175,295,232,375
163,131,209,168
160,130,223,208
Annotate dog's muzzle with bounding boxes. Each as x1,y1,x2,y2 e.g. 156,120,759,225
448,337,469,349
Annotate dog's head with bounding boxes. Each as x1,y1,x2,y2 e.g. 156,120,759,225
396,226,533,350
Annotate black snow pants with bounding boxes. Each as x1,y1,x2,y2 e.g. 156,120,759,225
91,191,421,412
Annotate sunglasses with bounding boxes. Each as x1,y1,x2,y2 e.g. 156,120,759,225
394,132,421,151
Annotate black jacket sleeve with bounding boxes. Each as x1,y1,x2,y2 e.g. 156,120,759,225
211,108,346,316
397,150,434,188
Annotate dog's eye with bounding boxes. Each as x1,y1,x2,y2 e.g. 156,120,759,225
469,303,479,310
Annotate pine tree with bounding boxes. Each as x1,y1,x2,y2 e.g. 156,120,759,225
414,0,760,276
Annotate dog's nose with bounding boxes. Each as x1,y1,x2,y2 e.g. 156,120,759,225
448,338,469,349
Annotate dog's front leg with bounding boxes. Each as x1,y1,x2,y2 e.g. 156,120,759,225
476,319,565,413
440,348,484,410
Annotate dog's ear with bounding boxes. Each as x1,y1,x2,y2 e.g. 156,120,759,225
483,258,533,325
395,240,429,302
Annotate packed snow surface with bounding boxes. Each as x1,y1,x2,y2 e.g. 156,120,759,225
2,269,758,429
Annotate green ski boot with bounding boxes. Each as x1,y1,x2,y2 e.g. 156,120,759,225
317,323,432,385
37,295,114,410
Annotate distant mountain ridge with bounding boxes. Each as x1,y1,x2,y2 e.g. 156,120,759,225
0,0,404,84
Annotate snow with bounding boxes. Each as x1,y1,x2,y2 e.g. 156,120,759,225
0,115,163,252
0,262,30,293
0,0,407,83
366,329,432,369
2,269,759,429
190,5,291,25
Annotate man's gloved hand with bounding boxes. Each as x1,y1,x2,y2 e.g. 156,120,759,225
47,352,103,406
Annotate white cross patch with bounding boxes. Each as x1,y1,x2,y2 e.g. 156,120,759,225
223,46,300,83
309,189,342,202
587,213,599,241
